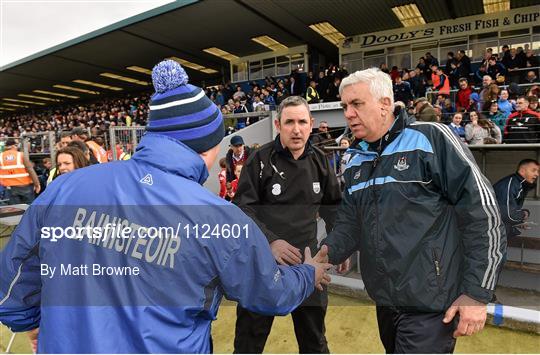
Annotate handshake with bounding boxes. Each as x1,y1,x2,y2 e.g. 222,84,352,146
270,239,350,291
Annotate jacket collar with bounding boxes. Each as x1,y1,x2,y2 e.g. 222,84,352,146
515,172,536,190
132,133,209,185
274,134,313,160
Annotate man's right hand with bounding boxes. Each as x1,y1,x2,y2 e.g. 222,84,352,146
304,246,332,291
270,239,302,265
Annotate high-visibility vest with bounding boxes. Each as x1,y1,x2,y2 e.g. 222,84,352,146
431,73,450,96
0,151,33,187
86,141,108,163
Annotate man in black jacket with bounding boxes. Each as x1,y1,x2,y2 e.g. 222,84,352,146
319,68,506,353
233,96,342,354
493,159,539,240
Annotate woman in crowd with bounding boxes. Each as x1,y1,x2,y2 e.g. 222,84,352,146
465,111,502,145
52,146,89,180
448,112,466,142
486,101,508,133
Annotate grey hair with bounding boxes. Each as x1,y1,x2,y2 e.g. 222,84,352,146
339,68,394,107
276,95,311,122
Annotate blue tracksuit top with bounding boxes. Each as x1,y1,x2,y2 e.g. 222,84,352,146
0,133,315,353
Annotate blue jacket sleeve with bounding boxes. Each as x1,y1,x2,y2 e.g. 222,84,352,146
498,178,526,226
0,205,42,332
216,220,315,316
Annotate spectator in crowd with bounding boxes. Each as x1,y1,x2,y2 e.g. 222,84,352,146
415,57,427,77
479,75,493,110
322,67,504,354
408,68,426,98
447,61,461,89
37,157,52,193
500,44,511,63
528,95,539,113
289,76,301,96
456,78,473,112
306,80,321,104
218,157,227,199
58,131,72,149
52,146,89,180
441,98,455,122
252,95,265,112
523,70,538,85
486,56,507,84
327,77,341,102
504,48,524,84
262,88,276,107
473,65,487,86
225,135,252,182
71,127,105,164
233,85,246,101
486,101,508,133
414,97,437,122
311,121,334,149
317,71,330,101
380,63,390,74
523,49,539,78
465,111,502,145
393,76,414,106
494,159,539,240
444,52,456,75
389,66,401,82
456,50,472,79
335,137,352,190
424,52,439,77
505,96,540,143
225,163,243,201
448,112,466,142
482,83,501,112
67,140,93,166
0,139,40,204
233,96,341,354
431,65,450,98
498,89,515,116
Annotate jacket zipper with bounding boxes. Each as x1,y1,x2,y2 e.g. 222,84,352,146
431,248,441,276
431,248,443,293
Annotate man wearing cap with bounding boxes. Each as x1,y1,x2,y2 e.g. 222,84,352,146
233,96,342,354
225,135,252,182
0,60,332,353
0,139,40,204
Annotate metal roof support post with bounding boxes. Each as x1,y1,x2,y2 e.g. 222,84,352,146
109,127,118,161
48,131,56,163
131,128,138,151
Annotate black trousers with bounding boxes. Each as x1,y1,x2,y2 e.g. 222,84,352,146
234,289,329,354
376,306,457,354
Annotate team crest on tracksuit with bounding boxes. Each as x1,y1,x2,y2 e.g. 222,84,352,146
272,183,281,196
394,157,410,171
313,182,321,194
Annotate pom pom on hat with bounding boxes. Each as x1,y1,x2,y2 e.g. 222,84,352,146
147,59,225,153
152,59,189,94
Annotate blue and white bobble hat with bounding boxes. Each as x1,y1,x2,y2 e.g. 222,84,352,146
147,59,224,153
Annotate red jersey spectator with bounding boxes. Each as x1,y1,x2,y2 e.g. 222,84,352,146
456,79,473,112
218,158,227,198
505,96,540,143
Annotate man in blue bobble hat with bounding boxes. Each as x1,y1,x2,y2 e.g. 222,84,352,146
0,59,332,353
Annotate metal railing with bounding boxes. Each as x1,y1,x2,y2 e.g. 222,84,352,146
108,126,145,161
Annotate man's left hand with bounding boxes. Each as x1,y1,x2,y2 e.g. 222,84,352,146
336,258,350,274
443,294,487,338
